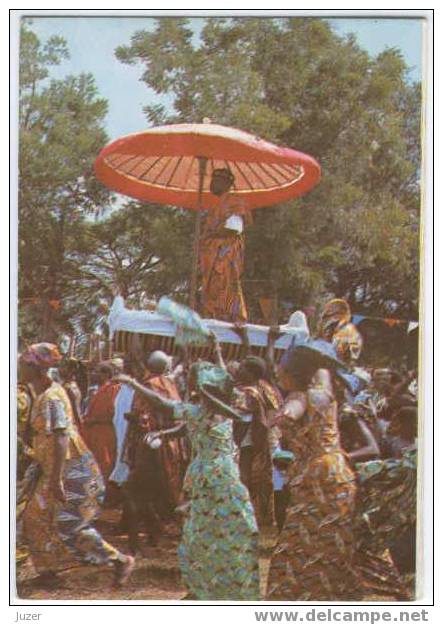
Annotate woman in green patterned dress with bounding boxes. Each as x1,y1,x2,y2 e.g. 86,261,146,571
116,341,260,601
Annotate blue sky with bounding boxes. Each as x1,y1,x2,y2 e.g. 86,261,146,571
27,16,423,141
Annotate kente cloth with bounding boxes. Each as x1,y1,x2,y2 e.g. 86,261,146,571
129,373,187,510
199,193,250,322
82,381,120,480
172,401,260,601
22,383,121,573
267,385,363,601
109,384,134,485
352,447,416,599
234,382,278,528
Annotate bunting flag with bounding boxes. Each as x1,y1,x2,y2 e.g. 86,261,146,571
351,314,417,329
20,296,62,310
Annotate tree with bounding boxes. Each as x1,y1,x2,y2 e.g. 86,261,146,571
18,20,112,344
64,201,194,343
116,17,421,321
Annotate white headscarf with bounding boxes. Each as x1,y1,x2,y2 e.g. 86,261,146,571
280,310,310,340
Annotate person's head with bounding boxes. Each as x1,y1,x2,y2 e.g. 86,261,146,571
96,363,114,386
276,338,346,393
318,298,351,339
236,356,266,385
188,361,231,396
19,343,62,386
146,350,171,375
276,356,319,393
372,368,392,394
59,357,80,382
111,357,124,374
210,168,235,197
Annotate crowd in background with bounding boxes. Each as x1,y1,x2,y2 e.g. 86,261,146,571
16,297,418,601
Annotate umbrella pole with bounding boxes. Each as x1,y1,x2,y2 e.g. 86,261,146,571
189,156,208,310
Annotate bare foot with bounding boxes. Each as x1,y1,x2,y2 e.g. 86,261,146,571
113,555,135,588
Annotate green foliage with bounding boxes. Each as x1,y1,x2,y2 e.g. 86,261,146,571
64,202,194,339
18,17,422,355
18,21,111,345
117,16,421,320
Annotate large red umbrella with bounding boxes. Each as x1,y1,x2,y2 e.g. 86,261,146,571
95,123,320,210
94,123,321,306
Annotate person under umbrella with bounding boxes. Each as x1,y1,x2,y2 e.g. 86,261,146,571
199,167,251,322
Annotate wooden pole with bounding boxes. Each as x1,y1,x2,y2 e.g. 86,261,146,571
189,156,208,311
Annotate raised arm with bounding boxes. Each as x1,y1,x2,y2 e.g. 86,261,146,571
266,325,282,383
209,331,226,370
114,374,175,419
231,322,250,360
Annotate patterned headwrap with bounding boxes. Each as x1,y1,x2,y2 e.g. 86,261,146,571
318,298,351,338
242,356,266,380
21,343,62,369
190,361,243,420
191,361,234,398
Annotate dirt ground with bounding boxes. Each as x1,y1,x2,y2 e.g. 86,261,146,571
15,509,413,602
16,509,186,601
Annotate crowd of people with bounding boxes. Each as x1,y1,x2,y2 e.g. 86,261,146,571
16,297,418,601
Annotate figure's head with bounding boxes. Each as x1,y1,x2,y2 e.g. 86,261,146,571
146,350,171,375
96,363,114,386
59,357,80,382
372,368,392,394
236,356,266,385
276,338,352,393
19,343,62,385
189,361,234,402
318,298,351,339
210,168,235,196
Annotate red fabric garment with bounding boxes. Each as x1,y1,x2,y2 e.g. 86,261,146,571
199,193,251,322
83,381,120,480
132,373,187,509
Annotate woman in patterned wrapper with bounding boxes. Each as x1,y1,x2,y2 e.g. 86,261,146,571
199,168,252,322
115,334,260,601
18,343,134,590
267,338,364,601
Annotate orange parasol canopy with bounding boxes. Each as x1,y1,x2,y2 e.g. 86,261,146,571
94,123,321,210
